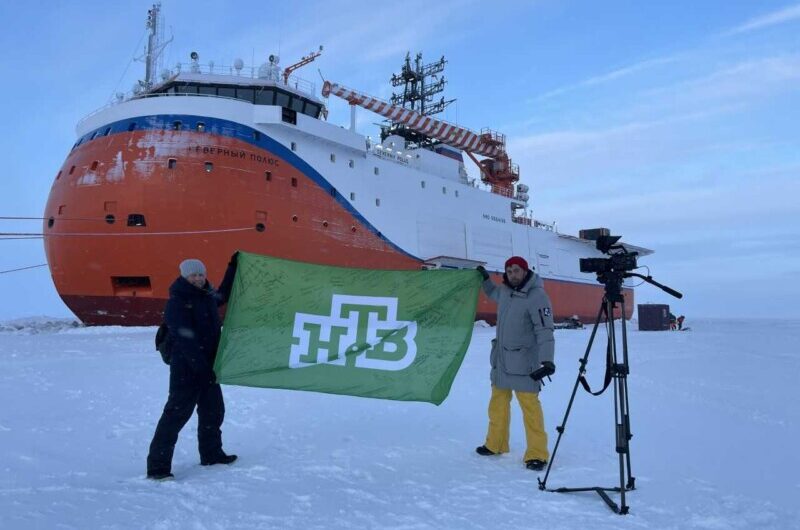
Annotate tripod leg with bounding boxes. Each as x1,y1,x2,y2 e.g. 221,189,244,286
538,301,606,490
619,297,635,490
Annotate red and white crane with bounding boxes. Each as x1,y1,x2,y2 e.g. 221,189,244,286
283,46,323,85
321,80,520,195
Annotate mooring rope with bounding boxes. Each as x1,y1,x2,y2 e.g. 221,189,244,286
0,227,254,238
0,264,48,275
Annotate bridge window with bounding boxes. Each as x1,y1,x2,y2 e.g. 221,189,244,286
304,102,321,118
128,122,136,131
275,91,290,108
196,122,205,132
237,88,254,103
198,85,215,96
104,127,111,136
172,121,182,130
290,97,304,112
256,88,275,105
218,86,236,99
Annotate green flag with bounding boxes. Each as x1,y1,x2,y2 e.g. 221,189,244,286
214,252,481,405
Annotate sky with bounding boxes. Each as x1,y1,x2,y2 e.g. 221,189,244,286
1,0,798,320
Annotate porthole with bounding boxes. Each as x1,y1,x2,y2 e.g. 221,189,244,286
292,215,298,222
105,214,116,224
256,223,265,232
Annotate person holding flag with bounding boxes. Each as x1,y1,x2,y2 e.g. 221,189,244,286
475,256,555,471
146,254,239,480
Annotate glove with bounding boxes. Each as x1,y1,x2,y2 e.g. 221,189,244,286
228,251,240,269
476,265,490,281
530,361,556,382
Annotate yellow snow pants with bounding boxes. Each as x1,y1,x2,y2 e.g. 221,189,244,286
484,386,549,462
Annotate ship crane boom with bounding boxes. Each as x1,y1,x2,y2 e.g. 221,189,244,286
322,80,519,193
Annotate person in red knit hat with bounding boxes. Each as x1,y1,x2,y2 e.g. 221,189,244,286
475,255,556,471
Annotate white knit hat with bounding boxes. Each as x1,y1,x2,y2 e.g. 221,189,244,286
179,258,206,278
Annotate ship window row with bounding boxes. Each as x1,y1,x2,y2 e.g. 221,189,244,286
155,83,322,118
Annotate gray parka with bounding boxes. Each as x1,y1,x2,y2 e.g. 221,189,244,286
483,271,555,393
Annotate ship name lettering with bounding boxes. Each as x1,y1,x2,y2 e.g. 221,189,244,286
193,145,246,159
250,153,280,166
482,213,506,224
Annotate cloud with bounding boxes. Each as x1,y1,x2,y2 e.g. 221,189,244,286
724,3,800,36
531,55,681,102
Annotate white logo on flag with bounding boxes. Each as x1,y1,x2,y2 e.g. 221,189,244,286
289,295,418,371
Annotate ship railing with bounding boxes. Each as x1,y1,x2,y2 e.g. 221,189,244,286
490,184,514,198
511,214,556,232
172,62,316,95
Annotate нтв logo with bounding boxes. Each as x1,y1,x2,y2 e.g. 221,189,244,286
289,295,418,371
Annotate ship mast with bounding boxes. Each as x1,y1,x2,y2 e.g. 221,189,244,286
142,3,172,89
381,52,455,148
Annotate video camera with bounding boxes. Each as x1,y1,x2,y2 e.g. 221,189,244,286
579,235,638,274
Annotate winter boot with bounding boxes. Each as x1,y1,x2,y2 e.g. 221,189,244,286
475,445,497,456
201,453,238,466
147,470,175,481
525,459,547,471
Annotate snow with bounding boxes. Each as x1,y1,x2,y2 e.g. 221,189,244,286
1,319,799,529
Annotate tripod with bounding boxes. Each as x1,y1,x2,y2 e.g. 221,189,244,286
537,269,681,515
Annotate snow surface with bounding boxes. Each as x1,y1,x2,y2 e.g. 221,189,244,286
1,318,799,529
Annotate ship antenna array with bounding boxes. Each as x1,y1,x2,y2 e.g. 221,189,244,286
381,52,455,148
138,2,173,89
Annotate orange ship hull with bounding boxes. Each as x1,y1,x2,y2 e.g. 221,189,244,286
44,114,633,325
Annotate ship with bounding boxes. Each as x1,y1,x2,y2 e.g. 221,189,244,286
43,4,650,326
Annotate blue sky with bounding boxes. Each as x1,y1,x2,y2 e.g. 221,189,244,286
1,1,798,320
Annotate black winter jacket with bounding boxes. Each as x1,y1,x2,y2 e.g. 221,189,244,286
164,277,224,376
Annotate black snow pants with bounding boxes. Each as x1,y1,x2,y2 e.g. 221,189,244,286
147,360,225,473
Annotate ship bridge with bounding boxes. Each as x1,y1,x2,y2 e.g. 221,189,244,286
138,53,324,120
